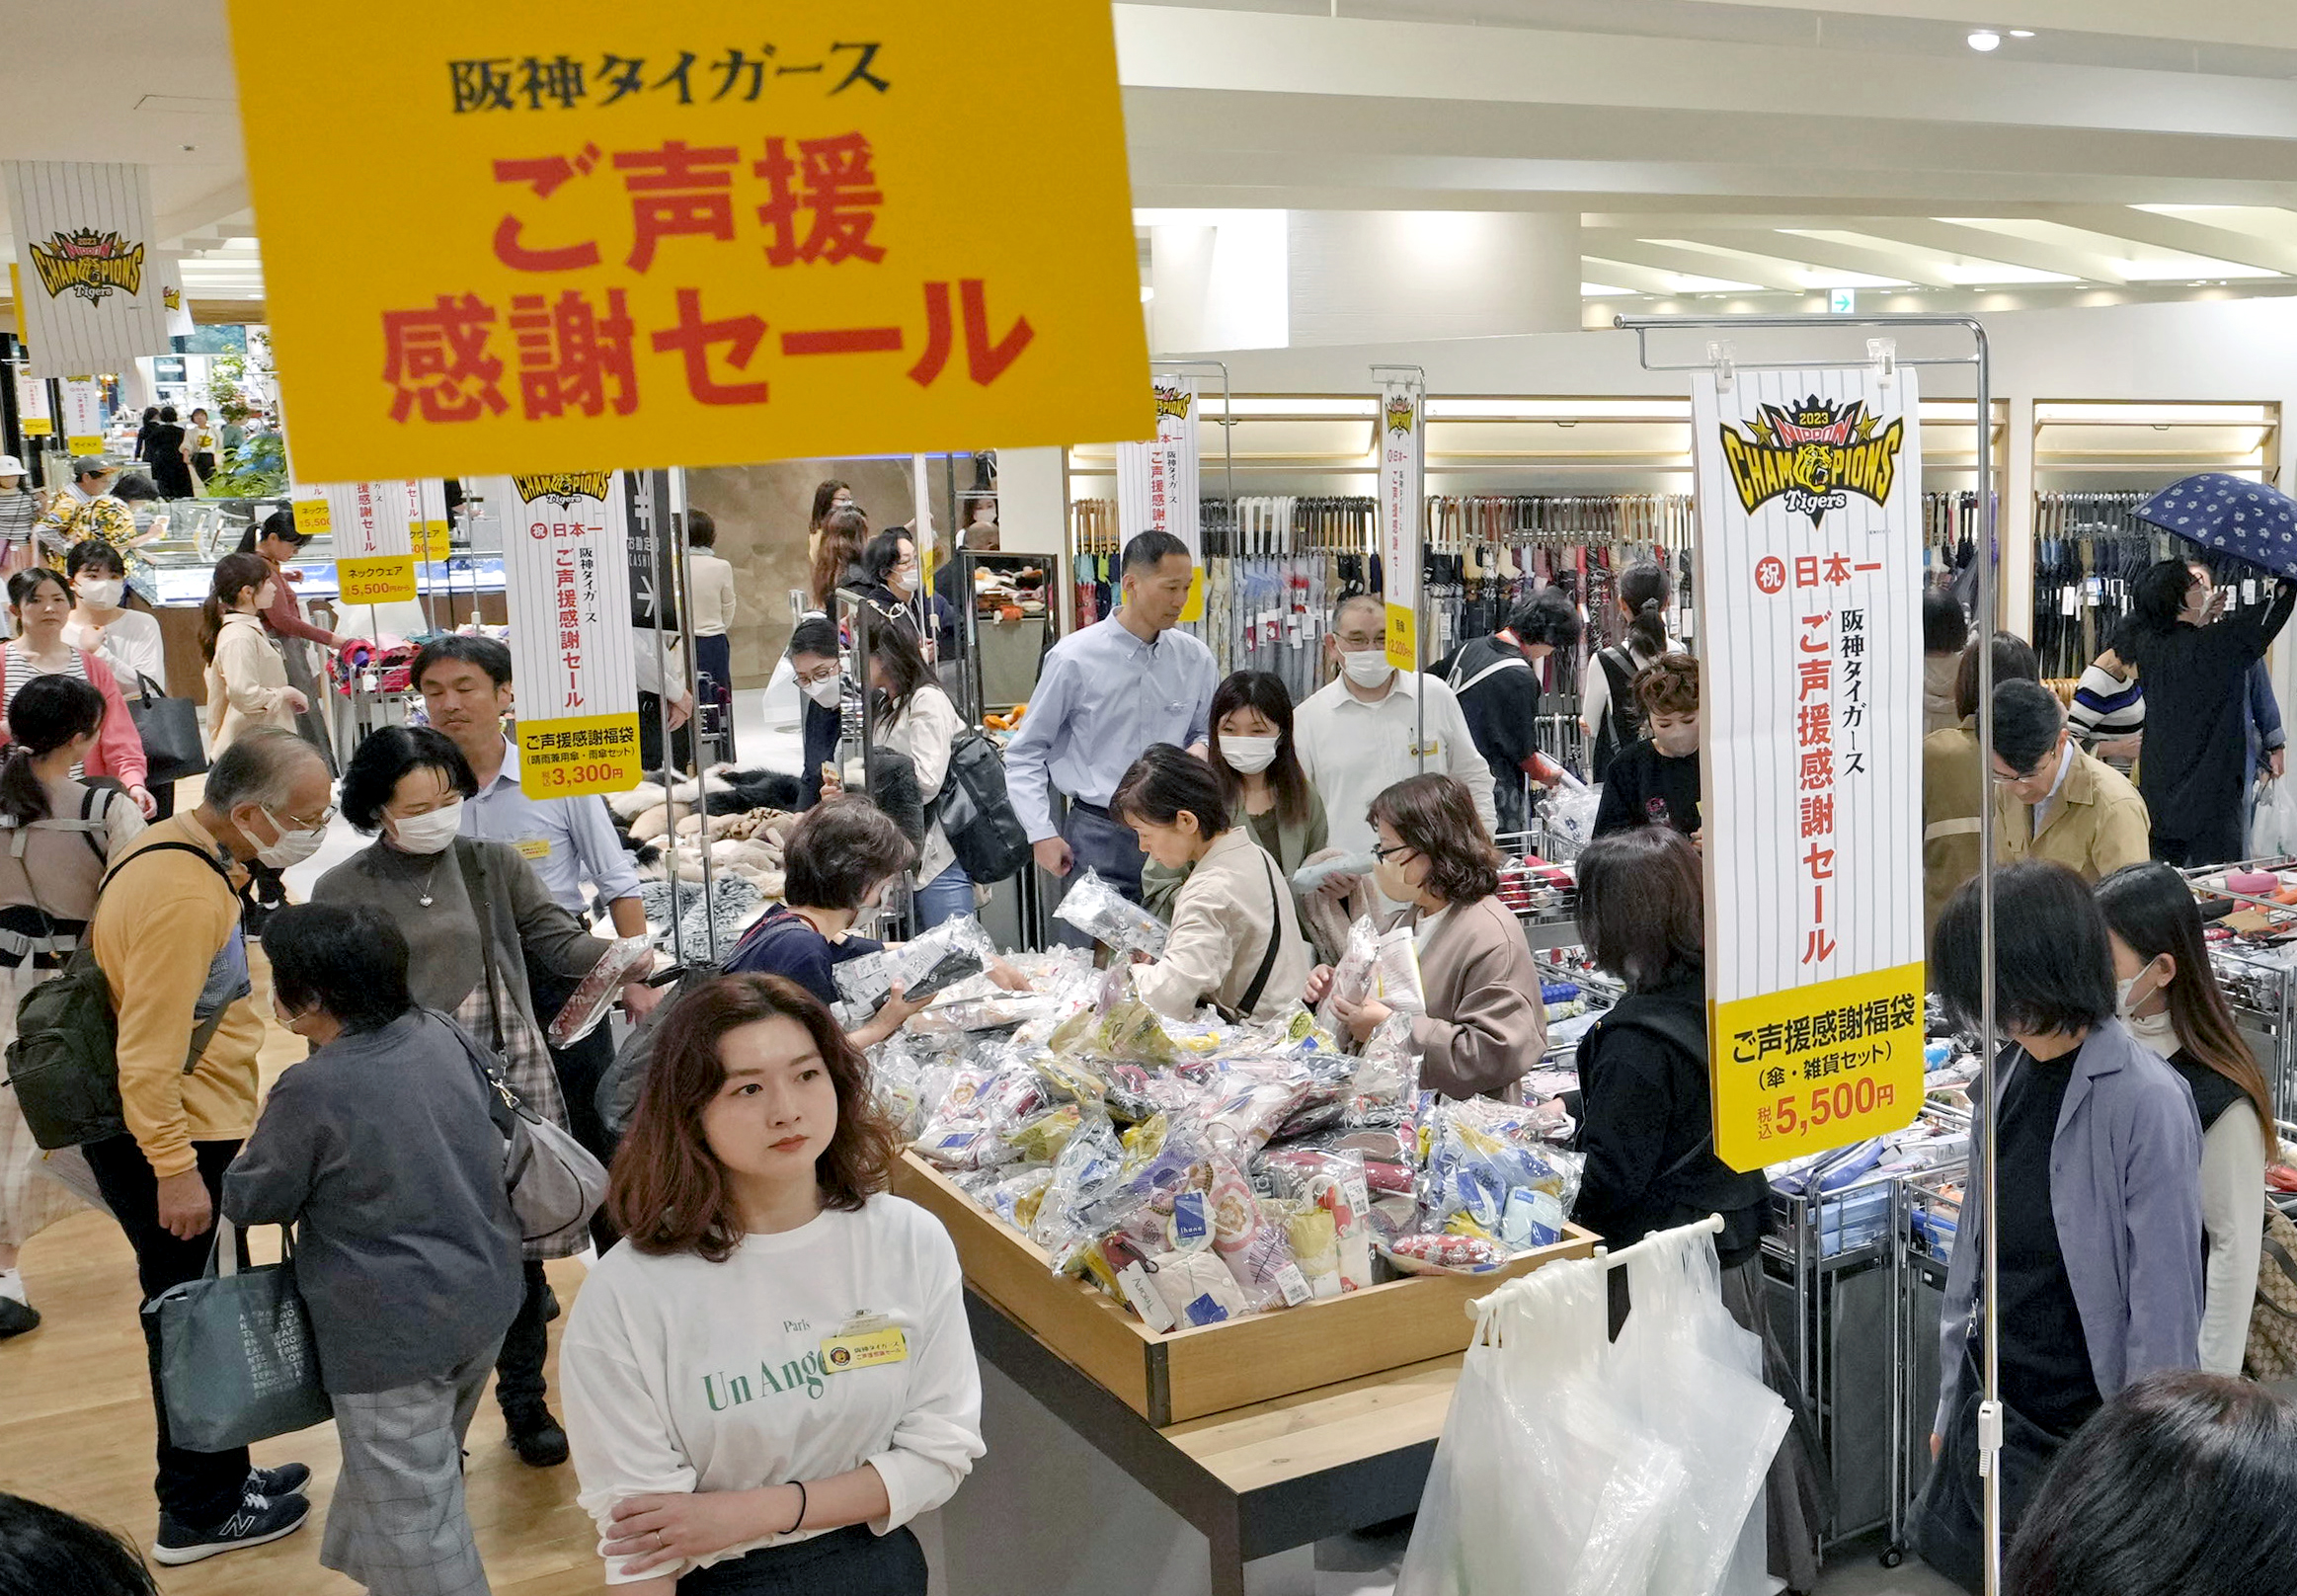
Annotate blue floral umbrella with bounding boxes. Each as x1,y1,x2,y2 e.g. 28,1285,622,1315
2132,472,2297,581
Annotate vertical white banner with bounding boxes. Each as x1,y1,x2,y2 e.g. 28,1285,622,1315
404,478,452,562
1378,377,1424,672
16,372,52,440
1115,372,1204,620
57,380,105,455
325,480,417,604
480,472,640,796
1691,364,1925,1169
160,255,195,338
3,161,170,379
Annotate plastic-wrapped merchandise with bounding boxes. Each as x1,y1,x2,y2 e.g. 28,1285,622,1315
1418,1105,1583,1252
1284,1200,1342,1299
834,916,996,1013
1203,1145,1310,1311
1262,1147,1373,1294
1382,1233,1508,1275
1371,926,1429,1015
1316,917,1382,1036
961,1164,1055,1232
1293,849,1376,895
1005,1102,1082,1165
871,1041,930,1137
1028,1116,1126,1260
1347,1011,1421,1127
1139,1243,1252,1328
1053,868,1170,957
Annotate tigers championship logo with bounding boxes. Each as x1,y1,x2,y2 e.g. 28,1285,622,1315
1385,396,1416,435
1719,395,1904,527
512,471,613,508
1152,384,1193,423
28,229,145,304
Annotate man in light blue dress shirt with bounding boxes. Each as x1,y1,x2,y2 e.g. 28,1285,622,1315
1005,531,1217,945
412,636,661,1236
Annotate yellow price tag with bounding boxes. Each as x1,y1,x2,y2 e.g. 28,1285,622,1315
65,435,102,455
1385,602,1418,673
1180,568,1205,625
821,1325,909,1374
337,554,418,604
21,417,51,437
516,713,641,798
1708,960,1925,1171
414,519,451,562
293,495,334,535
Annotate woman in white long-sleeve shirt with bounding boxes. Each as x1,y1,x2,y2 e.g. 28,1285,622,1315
1578,560,1681,782
2097,862,2275,1376
562,974,983,1594
867,625,973,929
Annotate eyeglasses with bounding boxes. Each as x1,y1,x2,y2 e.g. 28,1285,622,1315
1369,841,1416,863
272,801,338,832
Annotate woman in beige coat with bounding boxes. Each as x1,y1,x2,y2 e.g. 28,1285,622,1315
1114,744,1311,1024
201,551,307,751
1306,773,1547,1098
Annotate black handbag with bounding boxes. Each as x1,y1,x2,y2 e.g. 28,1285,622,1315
127,673,208,785
935,727,1033,884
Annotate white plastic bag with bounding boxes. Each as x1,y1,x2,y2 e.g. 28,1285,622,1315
1396,1255,1685,1596
2252,774,2297,860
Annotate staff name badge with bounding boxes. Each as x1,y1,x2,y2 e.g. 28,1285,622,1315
821,1311,907,1375
516,838,551,861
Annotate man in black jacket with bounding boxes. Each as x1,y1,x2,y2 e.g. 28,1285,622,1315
1441,588,1582,838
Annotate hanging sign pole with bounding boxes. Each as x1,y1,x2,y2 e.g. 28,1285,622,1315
1375,363,1427,770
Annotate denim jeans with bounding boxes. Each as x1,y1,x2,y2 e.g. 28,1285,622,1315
911,861,975,930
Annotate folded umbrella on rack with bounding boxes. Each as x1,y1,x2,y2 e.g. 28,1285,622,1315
2133,473,2297,580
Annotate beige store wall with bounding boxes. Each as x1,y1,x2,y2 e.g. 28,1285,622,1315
683,457,919,687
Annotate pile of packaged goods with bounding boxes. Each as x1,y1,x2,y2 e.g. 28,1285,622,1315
866,918,1583,1332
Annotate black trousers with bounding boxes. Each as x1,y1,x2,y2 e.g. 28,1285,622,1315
679,1525,925,1595
495,1259,554,1420
2152,815,2246,869
638,690,694,775
1050,803,1145,953
83,1134,252,1528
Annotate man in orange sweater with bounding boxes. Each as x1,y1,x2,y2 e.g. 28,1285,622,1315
83,728,335,1567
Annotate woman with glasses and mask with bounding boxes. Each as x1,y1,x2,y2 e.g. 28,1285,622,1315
858,529,956,664
1304,773,1544,1099
787,617,844,813
1592,653,1701,842
314,725,612,1475
2097,861,2275,1375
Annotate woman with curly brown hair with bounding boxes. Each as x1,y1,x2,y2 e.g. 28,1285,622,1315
1591,651,1701,840
562,975,983,1595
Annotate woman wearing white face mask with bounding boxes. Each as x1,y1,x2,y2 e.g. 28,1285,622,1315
2097,862,2276,1376
787,618,846,812
200,551,308,753
859,529,957,664
1143,671,1326,924
315,725,611,1471
1592,653,1703,842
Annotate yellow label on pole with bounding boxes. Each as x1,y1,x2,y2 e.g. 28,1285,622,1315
225,0,1152,483
65,435,102,455
413,519,451,561
338,554,419,604
515,712,642,797
1181,568,1205,625
1385,603,1417,673
9,266,25,345
292,495,334,535
22,418,50,437
1709,961,1925,1171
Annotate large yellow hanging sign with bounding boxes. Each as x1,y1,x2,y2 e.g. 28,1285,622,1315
225,1,1152,484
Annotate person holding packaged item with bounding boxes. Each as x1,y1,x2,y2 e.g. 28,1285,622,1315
199,552,306,750
1004,531,1217,940
2096,861,2274,1376
1303,773,1545,1099
315,725,611,1474
1143,670,1327,924
1565,822,1822,1589
1579,559,1681,781
2005,1371,2297,1596
0,676,146,1341
562,974,984,1595
1924,632,2042,935
413,634,661,1237
222,904,523,1596
864,625,974,930
2118,556,2297,866
0,568,154,816
1442,588,1582,838
722,796,933,1048
1919,861,2204,1595
84,727,332,1565
1590,653,1701,840
1294,594,1495,886
787,617,845,812
1990,678,2151,883
1113,744,1309,1024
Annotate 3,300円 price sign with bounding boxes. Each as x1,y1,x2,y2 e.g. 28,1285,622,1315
1691,364,1927,1170
226,1,1153,483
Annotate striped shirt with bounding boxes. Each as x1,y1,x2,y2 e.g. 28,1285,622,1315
2069,659,2143,771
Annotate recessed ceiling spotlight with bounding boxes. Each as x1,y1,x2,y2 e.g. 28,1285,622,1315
1968,30,2002,50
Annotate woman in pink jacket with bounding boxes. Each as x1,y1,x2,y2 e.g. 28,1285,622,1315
0,569,152,815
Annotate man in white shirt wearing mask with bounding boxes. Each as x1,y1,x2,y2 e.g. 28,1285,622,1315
1295,595,1497,904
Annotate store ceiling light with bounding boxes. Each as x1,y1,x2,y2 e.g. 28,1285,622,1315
2009,30,2034,38
1967,30,2001,51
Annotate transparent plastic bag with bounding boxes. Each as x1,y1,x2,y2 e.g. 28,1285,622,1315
833,916,996,1013
1316,916,1382,1036
1053,868,1169,957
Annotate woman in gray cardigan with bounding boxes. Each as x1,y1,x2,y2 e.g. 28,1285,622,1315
314,725,609,1472
224,904,522,1596
1919,861,2204,1595
1304,773,1547,1098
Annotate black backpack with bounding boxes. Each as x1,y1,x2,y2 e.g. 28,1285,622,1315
1589,645,1644,783
934,727,1033,884
6,840,235,1150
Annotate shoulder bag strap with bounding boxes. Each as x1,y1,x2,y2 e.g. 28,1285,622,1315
78,784,110,866
92,838,236,1074
1233,852,1292,1020
452,839,508,1052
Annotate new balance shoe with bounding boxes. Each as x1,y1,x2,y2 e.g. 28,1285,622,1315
151,1490,310,1566
247,1462,311,1499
